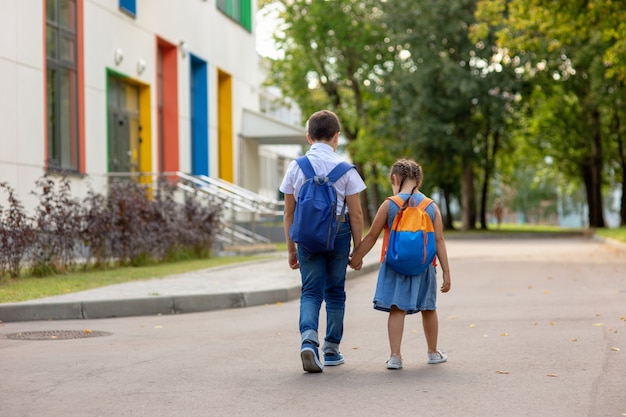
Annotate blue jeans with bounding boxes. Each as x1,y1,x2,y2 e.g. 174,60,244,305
298,221,351,354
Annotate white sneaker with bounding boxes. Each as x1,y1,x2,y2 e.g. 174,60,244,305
386,355,403,369
427,350,447,364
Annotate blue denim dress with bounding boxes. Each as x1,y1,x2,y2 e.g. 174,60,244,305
373,193,438,314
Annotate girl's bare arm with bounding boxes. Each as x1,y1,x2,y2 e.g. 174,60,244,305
349,200,389,268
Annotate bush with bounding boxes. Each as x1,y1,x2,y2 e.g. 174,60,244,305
0,175,223,280
0,182,34,280
30,175,83,276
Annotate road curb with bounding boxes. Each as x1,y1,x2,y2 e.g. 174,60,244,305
0,261,380,323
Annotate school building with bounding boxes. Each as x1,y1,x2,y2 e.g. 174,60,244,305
0,0,304,218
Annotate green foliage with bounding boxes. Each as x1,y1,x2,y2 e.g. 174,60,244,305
474,0,626,227
262,0,626,227
265,0,393,143
0,175,222,280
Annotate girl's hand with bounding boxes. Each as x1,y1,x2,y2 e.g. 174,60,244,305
440,271,451,293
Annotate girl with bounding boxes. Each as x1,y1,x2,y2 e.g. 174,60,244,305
349,159,451,369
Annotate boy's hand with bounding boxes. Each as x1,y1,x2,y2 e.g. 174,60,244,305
288,251,299,270
348,257,362,271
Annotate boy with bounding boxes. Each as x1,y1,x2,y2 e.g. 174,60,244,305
280,110,366,373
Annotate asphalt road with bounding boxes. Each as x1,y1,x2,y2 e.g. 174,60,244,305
1,237,624,417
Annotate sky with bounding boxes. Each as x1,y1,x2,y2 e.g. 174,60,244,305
255,4,281,59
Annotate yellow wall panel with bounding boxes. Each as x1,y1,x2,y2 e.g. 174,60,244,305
218,70,233,182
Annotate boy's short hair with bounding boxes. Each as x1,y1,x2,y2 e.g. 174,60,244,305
307,110,340,141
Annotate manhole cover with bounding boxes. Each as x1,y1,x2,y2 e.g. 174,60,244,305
3,330,112,341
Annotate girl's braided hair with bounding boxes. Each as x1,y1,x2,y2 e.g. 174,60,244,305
390,159,423,211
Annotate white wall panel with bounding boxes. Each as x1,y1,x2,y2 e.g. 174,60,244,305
0,0,17,61
16,0,43,68
16,65,45,167
0,59,18,166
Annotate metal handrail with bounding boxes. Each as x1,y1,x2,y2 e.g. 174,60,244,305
175,172,283,247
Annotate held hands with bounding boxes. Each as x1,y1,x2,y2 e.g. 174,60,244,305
348,254,363,271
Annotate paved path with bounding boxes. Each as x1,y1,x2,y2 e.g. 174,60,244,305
0,237,625,417
0,240,384,322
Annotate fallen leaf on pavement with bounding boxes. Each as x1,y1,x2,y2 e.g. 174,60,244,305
610,347,620,351
469,324,475,328
500,333,508,337
84,329,92,334
571,338,578,342
547,373,558,377
154,325,163,329
449,315,457,319
592,323,605,327
495,370,509,374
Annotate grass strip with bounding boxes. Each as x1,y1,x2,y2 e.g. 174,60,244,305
0,255,267,303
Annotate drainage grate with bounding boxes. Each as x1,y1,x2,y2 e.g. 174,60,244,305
3,330,112,341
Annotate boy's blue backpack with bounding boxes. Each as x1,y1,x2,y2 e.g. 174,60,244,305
383,195,437,276
289,156,354,253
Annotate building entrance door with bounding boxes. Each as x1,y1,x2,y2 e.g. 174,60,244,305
107,76,141,176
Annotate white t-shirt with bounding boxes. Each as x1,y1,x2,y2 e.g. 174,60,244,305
279,143,367,215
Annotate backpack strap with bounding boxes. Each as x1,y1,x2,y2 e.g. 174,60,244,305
295,156,316,180
417,197,433,211
381,196,403,263
327,161,355,183
295,157,354,183
388,195,405,208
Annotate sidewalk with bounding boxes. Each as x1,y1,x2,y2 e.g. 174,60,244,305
0,240,384,322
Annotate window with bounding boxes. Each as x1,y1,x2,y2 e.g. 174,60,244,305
119,0,136,17
216,0,252,32
46,0,79,172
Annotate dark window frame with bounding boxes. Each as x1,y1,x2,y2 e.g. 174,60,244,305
46,0,80,173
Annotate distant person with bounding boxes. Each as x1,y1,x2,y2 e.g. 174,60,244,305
349,159,451,369
493,198,504,229
280,110,366,373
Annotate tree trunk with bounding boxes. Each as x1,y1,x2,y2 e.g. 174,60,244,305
587,109,605,228
614,110,626,226
480,131,500,230
352,161,373,227
369,162,381,219
461,155,476,230
442,186,455,230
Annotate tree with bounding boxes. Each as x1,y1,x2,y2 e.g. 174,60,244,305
262,0,395,224
475,0,626,227
382,0,521,230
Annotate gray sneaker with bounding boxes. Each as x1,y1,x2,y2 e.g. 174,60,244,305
427,350,447,364
386,355,403,370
